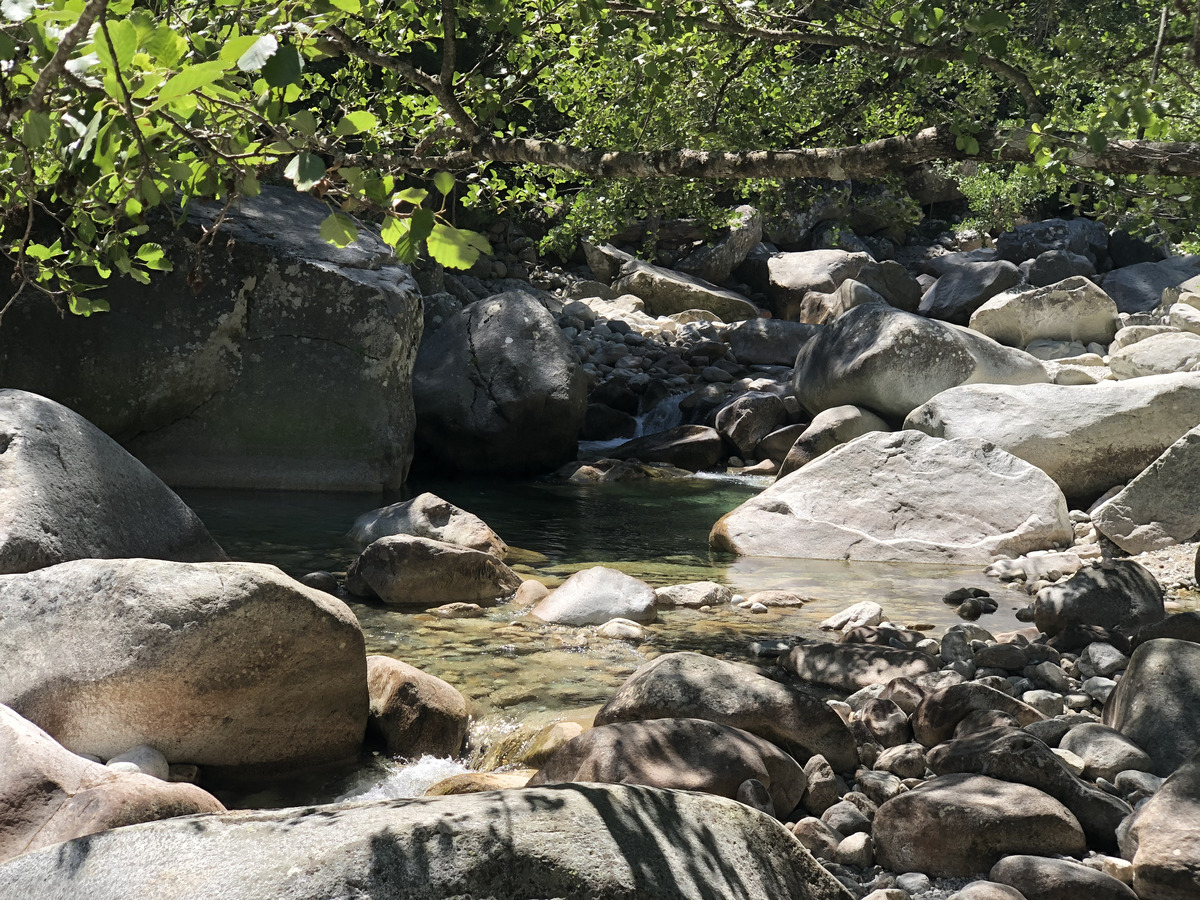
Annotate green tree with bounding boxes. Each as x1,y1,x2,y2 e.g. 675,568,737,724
2,0,1198,316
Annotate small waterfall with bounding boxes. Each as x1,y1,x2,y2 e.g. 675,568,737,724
637,392,685,436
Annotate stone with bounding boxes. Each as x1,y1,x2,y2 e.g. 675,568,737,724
919,260,1023,324
531,566,657,626
996,218,1109,265
346,535,522,606
968,277,1118,348
0,783,851,900
1092,426,1200,553
1021,249,1098,286
347,493,507,556
614,259,761,322
413,291,587,474
726,318,822,366
948,882,1027,900
653,581,732,608
855,260,923,312
105,745,170,781
1034,560,1163,638
595,652,858,773
778,405,890,477
715,391,788,457
0,187,424,491
836,832,875,868
783,641,939,693
764,250,871,319
797,279,889,326
913,684,1047,748
1110,324,1178,352
1109,331,1200,379
1099,256,1200,313
0,705,225,865
873,774,1086,878
365,656,468,759
792,302,1048,420
874,743,927,780
0,390,225,574
904,372,1200,500
514,579,550,606
529,718,807,815
1103,638,1200,777
596,618,645,641
857,699,912,748
609,424,724,471
711,431,1071,564
1078,643,1130,679
675,205,763,285
821,601,885,632
0,559,367,778
424,772,532,795
1118,748,1200,900
792,816,843,861
989,855,1137,900
802,755,842,815
1059,723,1153,782
583,241,636,283
822,799,871,836
1169,302,1200,335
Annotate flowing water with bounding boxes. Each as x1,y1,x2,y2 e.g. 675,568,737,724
178,474,1030,807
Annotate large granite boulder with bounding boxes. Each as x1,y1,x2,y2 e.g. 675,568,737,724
609,424,724,470
0,705,225,865
347,492,506,556
913,684,1047,748
674,205,763,284
904,372,1200,499
1100,256,1200,313
919,260,1022,324
778,405,890,477
1103,638,1200,777
791,302,1048,420
0,186,423,490
529,718,807,816
1118,748,1200,900
714,391,788,457
1108,331,1200,379
0,390,224,574
764,250,872,320
531,566,657,626
412,291,587,474
989,855,1136,900
595,652,859,772
726,318,821,366
795,279,889,325
0,559,368,778
0,784,852,900
1091,425,1200,553
346,534,522,606
968,277,1119,347
872,774,1086,877
365,656,468,759
613,260,760,321
1033,559,1163,638
711,431,1071,564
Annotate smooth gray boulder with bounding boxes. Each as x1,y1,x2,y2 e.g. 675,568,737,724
792,302,1048,420
714,391,788,457
365,656,467,760
1100,256,1200,313
855,259,922,312
796,279,889,325
413,291,587,474
989,855,1136,900
1021,249,1097,286
582,241,636,283
1034,559,1163,638
1110,324,1179,352
346,534,522,606
0,705,225,865
348,492,506,556
765,250,872,320
1104,638,1200,777
905,372,1200,499
595,652,859,772
0,559,368,777
1109,331,1200,379
968,277,1119,348
609,424,724,470
531,566,657,626
0,390,225,574
726,318,821,366
614,259,760,321
778,405,890,477
675,205,763,284
1091,425,1200,553
0,784,853,900
919,260,1022,324
996,218,1109,265
913,684,1047,748
872,774,1086,877
1059,722,1153,782
0,186,424,491
1118,748,1200,900
711,431,1071,564
529,718,808,816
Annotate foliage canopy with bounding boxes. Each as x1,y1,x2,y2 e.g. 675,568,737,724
1,0,1198,314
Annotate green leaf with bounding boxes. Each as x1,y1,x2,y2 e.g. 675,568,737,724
0,30,15,59
1,0,35,23
96,19,138,73
236,34,279,72
136,242,172,270
427,221,491,269
394,187,428,205
154,61,228,107
381,208,435,263
146,25,187,67
964,136,979,155
1086,130,1108,154
328,0,362,12
320,211,359,247
262,45,301,87
962,49,978,66
433,171,455,195
986,34,1007,57
21,110,50,149
287,109,318,135
334,110,378,135
284,152,325,191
